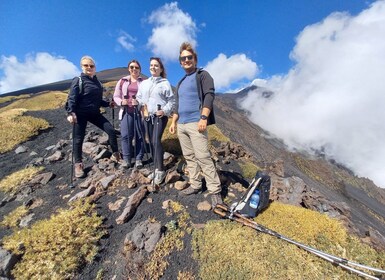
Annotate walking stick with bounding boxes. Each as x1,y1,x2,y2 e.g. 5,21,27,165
69,123,75,189
214,204,385,280
132,97,137,169
133,104,151,167
112,105,115,130
152,104,162,188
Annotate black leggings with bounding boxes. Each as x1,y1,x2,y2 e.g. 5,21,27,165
73,112,118,163
144,116,168,171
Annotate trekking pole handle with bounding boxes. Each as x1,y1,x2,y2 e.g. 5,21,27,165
156,104,163,118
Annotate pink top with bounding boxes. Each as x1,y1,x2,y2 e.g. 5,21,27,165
113,75,143,113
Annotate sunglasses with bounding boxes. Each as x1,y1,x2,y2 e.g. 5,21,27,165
129,65,140,70
82,64,95,68
179,55,193,62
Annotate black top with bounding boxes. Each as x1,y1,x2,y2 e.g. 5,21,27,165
66,73,108,115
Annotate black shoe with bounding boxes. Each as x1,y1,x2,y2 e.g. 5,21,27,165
180,186,201,196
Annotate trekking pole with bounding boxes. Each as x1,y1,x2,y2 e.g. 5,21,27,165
132,96,137,169
152,104,162,187
112,105,115,130
69,123,75,189
218,204,385,276
229,207,385,275
134,104,151,167
214,204,385,280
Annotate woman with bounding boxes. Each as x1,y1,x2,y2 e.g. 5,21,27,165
66,55,119,178
113,60,145,169
135,57,175,185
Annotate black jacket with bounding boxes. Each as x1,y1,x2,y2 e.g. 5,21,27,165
66,73,108,115
175,68,216,125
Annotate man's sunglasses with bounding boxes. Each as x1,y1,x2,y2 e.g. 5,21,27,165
179,55,193,62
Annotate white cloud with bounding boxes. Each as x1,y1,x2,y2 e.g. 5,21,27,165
239,1,385,187
116,30,136,52
0,52,78,94
205,53,259,90
147,2,197,61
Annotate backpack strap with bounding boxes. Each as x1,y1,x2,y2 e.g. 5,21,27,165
78,76,83,95
119,78,126,92
78,76,103,95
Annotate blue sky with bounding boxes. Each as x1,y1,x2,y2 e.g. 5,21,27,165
2,0,385,188
0,0,375,94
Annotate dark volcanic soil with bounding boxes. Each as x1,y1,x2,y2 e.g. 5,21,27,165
1,92,385,279
0,106,245,279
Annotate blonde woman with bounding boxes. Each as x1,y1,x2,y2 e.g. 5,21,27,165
66,55,119,177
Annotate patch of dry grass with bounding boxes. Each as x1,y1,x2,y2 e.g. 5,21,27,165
0,166,44,193
144,201,191,279
239,160,261,179
0,206,29,228
0,109,51,153
162,119,182,155
207,124,229,143
0,94,30,105
2,200,105,280
0,91,67,113
192,202,385,280
161,121,229,156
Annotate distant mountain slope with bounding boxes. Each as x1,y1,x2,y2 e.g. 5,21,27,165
214,90,385,239
1,67,128,97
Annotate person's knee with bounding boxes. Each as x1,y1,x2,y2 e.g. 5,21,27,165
105,126,116,137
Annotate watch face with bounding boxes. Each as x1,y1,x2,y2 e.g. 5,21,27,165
200,115,208,120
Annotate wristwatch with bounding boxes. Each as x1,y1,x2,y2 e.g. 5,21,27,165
200,115,208,120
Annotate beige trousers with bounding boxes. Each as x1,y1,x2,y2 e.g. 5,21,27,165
177,122,221,194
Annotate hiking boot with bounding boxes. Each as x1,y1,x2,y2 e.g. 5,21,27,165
148,169,158,180
210,193,223,208
180,186,201,196
120,160,130,169
135,159,143,169
74,163,85,178
111,152,121,162
153,170,166,185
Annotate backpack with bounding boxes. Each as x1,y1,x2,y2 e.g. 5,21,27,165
232,170,271,218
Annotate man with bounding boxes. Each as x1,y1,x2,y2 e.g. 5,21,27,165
169,42,223,208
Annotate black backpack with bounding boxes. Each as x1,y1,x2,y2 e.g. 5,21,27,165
232,171,271,218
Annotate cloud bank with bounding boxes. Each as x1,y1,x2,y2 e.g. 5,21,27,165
0,53,78,94
239,1,385,187
205,53,259,91
147,2,198,61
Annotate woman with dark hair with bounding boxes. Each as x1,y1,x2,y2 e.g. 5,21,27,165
113,60,145,168
66,55,119,178
134,57,175,185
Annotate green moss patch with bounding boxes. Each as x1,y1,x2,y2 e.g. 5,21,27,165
0,166,44,193
192,202,385,280
2,200,105,280
0,109,51,153
0,91,67,113
0,206,29,228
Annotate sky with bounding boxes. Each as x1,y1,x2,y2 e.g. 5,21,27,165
1,0,384,187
